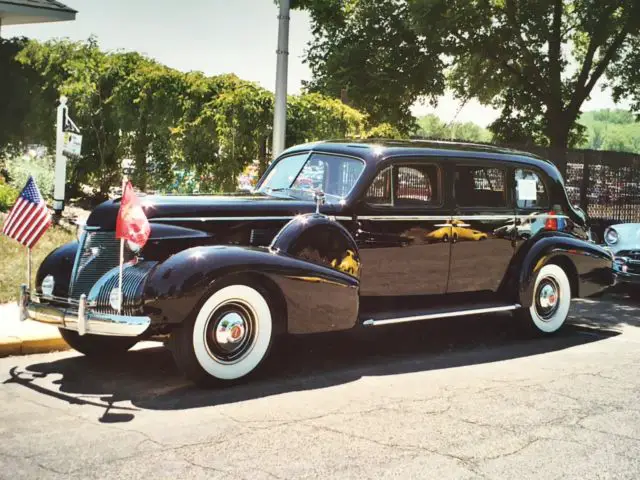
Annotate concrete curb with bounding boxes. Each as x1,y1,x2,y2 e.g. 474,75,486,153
0,336,69,358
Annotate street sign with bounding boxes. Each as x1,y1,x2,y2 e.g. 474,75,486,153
62,132,82,157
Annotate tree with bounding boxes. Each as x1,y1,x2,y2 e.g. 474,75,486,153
291,0,445,134
287,92,366,146
0,37,56,155
294,1,640,163
412,0,640,154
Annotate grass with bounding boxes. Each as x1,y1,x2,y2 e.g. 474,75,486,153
0,223,76,304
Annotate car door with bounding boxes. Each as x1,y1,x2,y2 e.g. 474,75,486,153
447,161,517,294
354,159,452,298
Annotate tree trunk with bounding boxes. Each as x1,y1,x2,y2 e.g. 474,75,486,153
548,128,569,180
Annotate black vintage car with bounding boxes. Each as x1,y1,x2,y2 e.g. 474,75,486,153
21,140,613,386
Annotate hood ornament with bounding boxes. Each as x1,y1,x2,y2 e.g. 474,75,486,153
314,188,326,214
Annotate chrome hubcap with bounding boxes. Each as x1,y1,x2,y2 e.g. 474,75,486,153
539,283,558,309
535,277,560,321
205,301,256,363
214,312,248,353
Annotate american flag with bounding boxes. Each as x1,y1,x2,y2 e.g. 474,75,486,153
2,176,52,248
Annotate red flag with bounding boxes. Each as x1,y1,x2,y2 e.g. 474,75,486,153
115,181,150,247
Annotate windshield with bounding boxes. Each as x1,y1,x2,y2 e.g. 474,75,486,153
257,152,365,201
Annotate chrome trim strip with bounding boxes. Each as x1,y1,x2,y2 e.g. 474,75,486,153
151,213,571,223
362,304,521,326
151,216,296,222
69,230,87,293
356,215,451,221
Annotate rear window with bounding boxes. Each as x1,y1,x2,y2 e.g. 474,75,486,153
455,165,507,208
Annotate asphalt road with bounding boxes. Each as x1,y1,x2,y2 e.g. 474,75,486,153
1,292,639,479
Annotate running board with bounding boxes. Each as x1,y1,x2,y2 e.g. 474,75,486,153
362,304,521,327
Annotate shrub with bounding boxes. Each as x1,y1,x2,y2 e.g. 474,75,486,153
0,182,19,212
5,154,55,198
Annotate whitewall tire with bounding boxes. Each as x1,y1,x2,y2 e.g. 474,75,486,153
170,283,275,386
520,264,572,334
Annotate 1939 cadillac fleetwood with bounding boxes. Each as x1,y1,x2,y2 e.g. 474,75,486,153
20,140,614,386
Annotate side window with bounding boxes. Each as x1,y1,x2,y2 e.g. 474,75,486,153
365,164,440,206
455,165,507,207
515,168,549,209
396,165,438,206
365,167,392,205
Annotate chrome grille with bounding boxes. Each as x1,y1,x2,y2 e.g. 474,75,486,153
89,261,158,315
70,231,134,299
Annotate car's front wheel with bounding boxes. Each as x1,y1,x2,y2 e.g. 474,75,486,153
58,329,138,356
517,264,572,334
169,283,275,387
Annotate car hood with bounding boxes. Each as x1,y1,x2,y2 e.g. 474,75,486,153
86,192,342,230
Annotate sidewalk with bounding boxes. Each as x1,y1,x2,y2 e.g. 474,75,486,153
0,303,69,357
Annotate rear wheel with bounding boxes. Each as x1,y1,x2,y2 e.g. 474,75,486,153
517,264,571,334
169,283,275,387
58,329,138,356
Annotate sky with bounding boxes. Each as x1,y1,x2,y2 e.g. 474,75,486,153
4,0,631,127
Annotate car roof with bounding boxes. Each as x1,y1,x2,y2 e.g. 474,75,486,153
281,139,556,169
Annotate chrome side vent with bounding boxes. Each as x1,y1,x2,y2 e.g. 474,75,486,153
88,261,157,315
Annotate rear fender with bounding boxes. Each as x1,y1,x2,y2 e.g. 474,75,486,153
507,232,613,306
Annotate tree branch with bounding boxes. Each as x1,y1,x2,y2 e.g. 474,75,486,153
568,21,631,119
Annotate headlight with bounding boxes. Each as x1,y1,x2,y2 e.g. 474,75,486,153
604,228,619,245
127,240,141,253
41,275,55,296
109,288,122,310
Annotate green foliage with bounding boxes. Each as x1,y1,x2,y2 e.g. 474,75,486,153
4,154,56,198
295,0,445,134
364,123,406,140
0,182,19,213
4,38,374,198
295,0,640,150
413,114,492,142
0,37,56,154
578,109,640,154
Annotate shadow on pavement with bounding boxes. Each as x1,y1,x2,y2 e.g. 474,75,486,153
5,296,628,421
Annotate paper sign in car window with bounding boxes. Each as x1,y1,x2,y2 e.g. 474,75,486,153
517,179,538,201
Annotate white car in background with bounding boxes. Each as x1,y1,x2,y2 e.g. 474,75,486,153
603,223,640,290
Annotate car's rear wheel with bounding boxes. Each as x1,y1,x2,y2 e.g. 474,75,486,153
517,264,571,334
58,328,138,356
169,283,275,387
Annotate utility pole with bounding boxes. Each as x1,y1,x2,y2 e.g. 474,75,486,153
272,0,290,159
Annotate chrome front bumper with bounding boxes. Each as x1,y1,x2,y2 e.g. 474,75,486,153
19,285,151,337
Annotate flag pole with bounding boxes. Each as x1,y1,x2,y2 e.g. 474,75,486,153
27,246,32,291
118,174,126,314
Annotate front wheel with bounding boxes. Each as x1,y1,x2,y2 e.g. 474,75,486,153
517,264,572,334
58,329,138,356
169,283,275,387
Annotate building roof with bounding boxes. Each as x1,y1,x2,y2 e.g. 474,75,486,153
0,0,76,26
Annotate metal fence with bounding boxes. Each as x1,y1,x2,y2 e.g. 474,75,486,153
499,145,640,226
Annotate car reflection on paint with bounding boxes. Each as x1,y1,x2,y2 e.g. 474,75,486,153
426,219,488,243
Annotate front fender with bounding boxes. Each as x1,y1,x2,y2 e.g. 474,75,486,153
143,245,359,334
511,232,613,306
35,241,79,298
